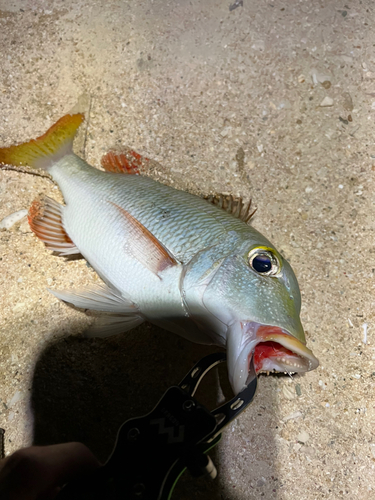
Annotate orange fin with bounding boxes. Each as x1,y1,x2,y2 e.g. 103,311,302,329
204,194,257,224
101,149,150,174
112,203,178,276
0,114,84,170
28,196,80,256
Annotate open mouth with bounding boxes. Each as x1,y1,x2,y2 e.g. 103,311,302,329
253,341,308,373
252,325,317,374
228,322,319,394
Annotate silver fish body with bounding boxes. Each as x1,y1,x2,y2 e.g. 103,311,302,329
0,114,319,394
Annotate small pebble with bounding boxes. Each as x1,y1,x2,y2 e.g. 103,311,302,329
257,477,266,487
220,126,231,137
297,431,310,444
320,96,333,107
19,218,31,233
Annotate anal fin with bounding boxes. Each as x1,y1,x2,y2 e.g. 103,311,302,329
28,196,80,256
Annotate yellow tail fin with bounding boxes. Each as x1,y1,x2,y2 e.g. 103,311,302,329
0,114,84,170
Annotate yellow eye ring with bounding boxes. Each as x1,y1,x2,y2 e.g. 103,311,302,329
248,247,281,276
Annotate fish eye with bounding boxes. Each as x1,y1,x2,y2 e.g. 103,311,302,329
248,248,280,276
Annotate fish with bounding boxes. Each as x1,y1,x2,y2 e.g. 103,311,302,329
0,113,319,394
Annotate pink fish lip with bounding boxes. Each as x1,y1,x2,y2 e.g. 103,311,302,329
229,321,319,394
242,322,319,374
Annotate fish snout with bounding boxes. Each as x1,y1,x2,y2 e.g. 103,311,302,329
227,321,319,395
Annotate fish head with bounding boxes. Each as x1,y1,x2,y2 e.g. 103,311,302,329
185,231,319,394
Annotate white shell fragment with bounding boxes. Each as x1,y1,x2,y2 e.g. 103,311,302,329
282,411,303,422
319,96,334,107
283,384,297,400
0,209,28,229
7,390,23,408
297,431,310,444
362,323,368,344
310,68,332,85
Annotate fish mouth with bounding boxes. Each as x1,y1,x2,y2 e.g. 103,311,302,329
228,322,319,394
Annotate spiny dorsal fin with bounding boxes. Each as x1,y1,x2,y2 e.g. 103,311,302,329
204,194,257,224
0,114,84,170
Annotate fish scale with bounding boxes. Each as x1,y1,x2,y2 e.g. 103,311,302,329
53,154,251,264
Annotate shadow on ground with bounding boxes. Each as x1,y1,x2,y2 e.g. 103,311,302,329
31,321,279,500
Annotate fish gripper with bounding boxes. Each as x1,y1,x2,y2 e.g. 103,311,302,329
57,352,258,500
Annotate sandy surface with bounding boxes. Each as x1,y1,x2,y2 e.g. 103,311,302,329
1,0,375,498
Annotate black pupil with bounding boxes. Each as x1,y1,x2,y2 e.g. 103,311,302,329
252,254,272,273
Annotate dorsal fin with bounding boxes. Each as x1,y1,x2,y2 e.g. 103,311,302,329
204,194,257,224
0,114,84,170
101,149,150,174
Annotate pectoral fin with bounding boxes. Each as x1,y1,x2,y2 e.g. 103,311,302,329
111,203,179,277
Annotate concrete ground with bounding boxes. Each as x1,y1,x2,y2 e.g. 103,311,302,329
1,0,375,498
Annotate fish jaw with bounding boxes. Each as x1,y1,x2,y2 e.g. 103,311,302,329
227,322,319,394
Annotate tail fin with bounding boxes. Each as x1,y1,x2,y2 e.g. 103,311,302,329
0,114,84,170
